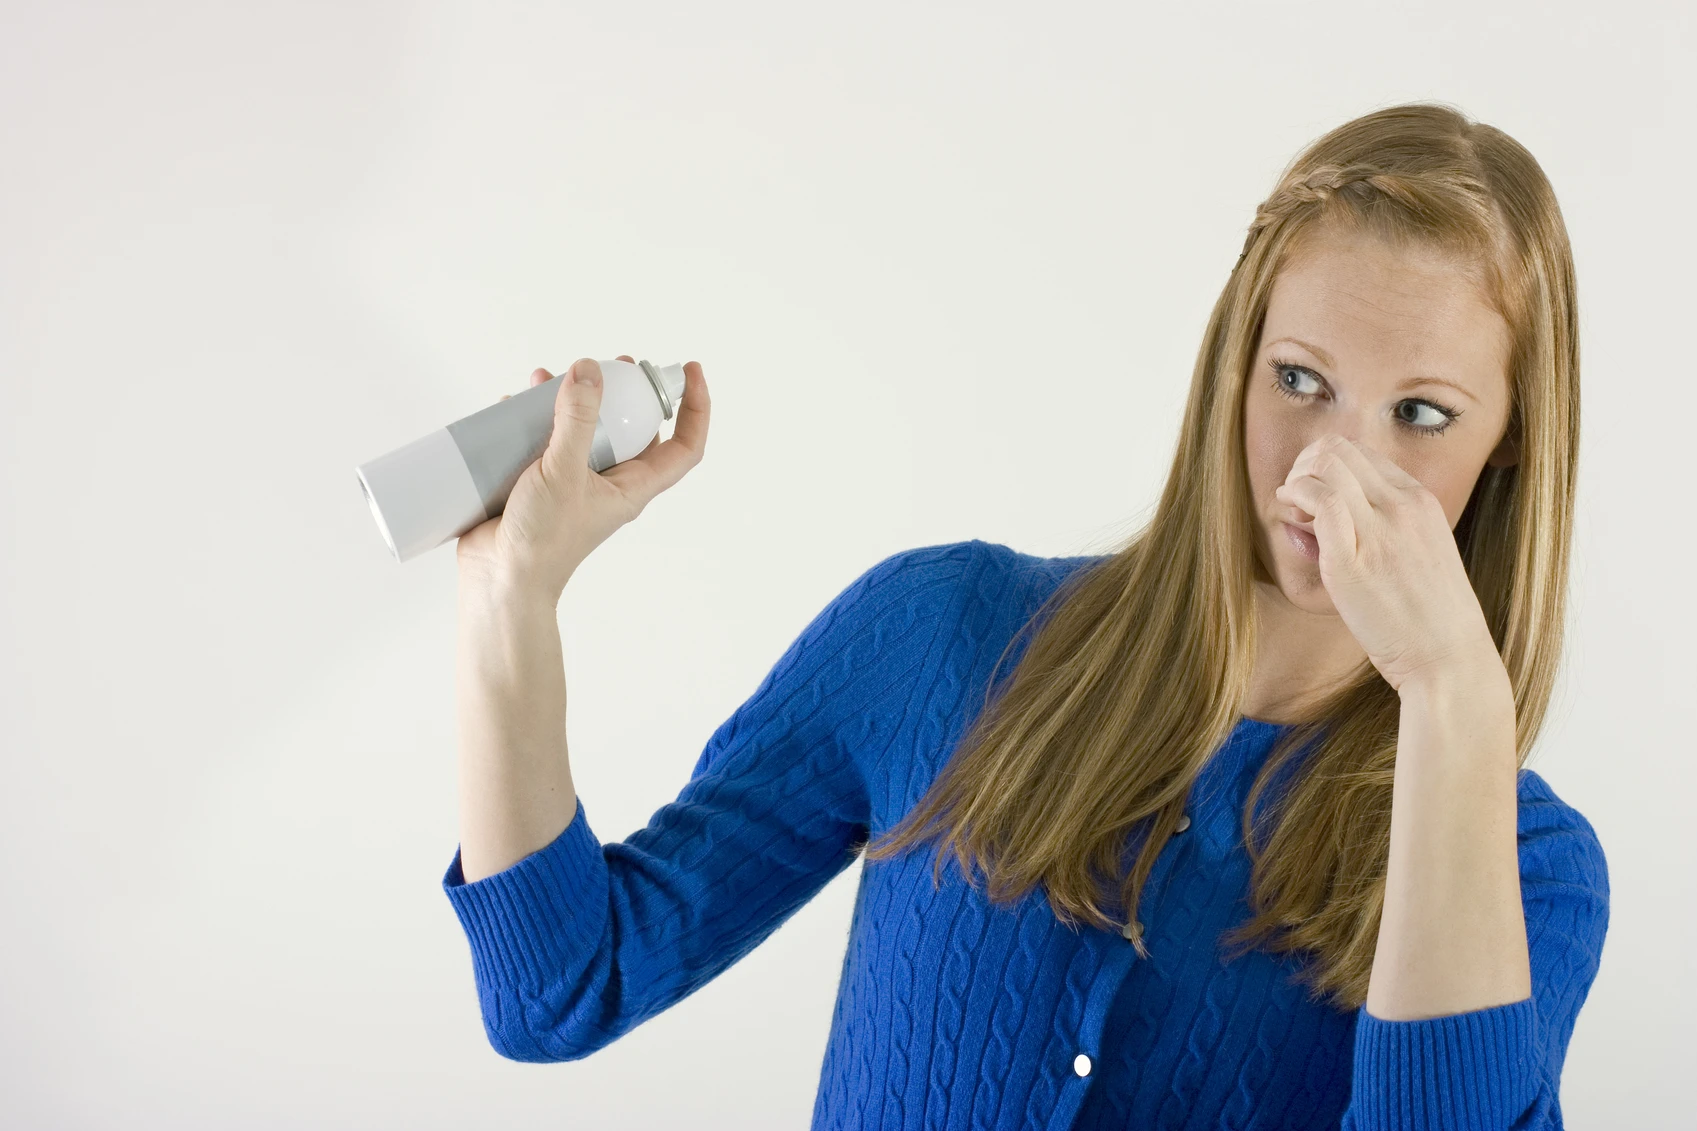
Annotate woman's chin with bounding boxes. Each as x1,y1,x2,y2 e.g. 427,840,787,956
1268,561,1335,612
1255,534,1335,612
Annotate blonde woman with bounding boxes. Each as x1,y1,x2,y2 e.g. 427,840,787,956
443,101,1606,1129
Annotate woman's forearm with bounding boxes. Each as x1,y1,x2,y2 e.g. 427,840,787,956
1365,657,1530,1020
454,576,578,884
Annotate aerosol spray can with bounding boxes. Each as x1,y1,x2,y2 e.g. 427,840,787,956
356,358,687,563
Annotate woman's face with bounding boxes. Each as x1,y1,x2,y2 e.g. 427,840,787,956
1243,221,1519,613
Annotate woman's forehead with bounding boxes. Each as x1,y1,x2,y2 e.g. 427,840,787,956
1266,235,1507,366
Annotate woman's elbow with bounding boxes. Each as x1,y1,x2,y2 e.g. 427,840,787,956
473,983,627,1063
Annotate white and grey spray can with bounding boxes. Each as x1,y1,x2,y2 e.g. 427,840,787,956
355,359,687,563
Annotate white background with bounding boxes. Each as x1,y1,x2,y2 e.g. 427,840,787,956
3,1,1690,1126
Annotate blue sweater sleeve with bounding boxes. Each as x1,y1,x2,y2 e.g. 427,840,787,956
1343,770,1610,1130
439,541,978,1062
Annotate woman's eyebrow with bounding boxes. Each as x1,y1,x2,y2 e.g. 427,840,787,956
1397,375,1479,403
1265,337,1479,404
1269,336,1337,368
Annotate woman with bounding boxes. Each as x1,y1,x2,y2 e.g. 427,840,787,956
443,101,1607,1130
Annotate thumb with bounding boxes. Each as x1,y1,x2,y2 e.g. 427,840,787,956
542,358,604,476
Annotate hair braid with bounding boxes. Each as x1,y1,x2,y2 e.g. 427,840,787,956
1235,162,1420,267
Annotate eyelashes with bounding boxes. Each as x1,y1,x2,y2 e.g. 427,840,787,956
1265,357,1463,438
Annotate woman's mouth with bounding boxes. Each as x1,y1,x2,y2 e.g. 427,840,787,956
1283,522,1319,561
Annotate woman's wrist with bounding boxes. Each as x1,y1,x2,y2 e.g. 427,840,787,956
458,564,568,615
1397,646,1512,710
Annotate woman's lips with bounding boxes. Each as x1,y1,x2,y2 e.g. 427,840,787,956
1284,522,1319,561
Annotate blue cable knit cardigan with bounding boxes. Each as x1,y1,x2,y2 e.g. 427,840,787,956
442,539,1609,1130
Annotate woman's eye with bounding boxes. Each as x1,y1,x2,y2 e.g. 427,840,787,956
1395,401,1449,429
1271,361,1321,395
1280,365,1319,394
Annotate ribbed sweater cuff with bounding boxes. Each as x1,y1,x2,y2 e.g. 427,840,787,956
1348,996,1538,1130
441,796,609,992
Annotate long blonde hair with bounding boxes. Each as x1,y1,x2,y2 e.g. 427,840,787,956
859,101,1580,1008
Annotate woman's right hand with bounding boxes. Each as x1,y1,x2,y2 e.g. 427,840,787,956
455,355,711,602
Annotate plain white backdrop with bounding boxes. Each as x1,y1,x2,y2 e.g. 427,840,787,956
2,1,1690,1126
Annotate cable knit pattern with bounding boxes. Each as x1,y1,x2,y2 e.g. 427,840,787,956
441,539,1609,1129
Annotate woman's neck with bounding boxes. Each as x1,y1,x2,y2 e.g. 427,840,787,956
1240,580,1370,725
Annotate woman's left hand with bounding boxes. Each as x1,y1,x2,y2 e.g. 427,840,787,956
1274,434,1502,693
